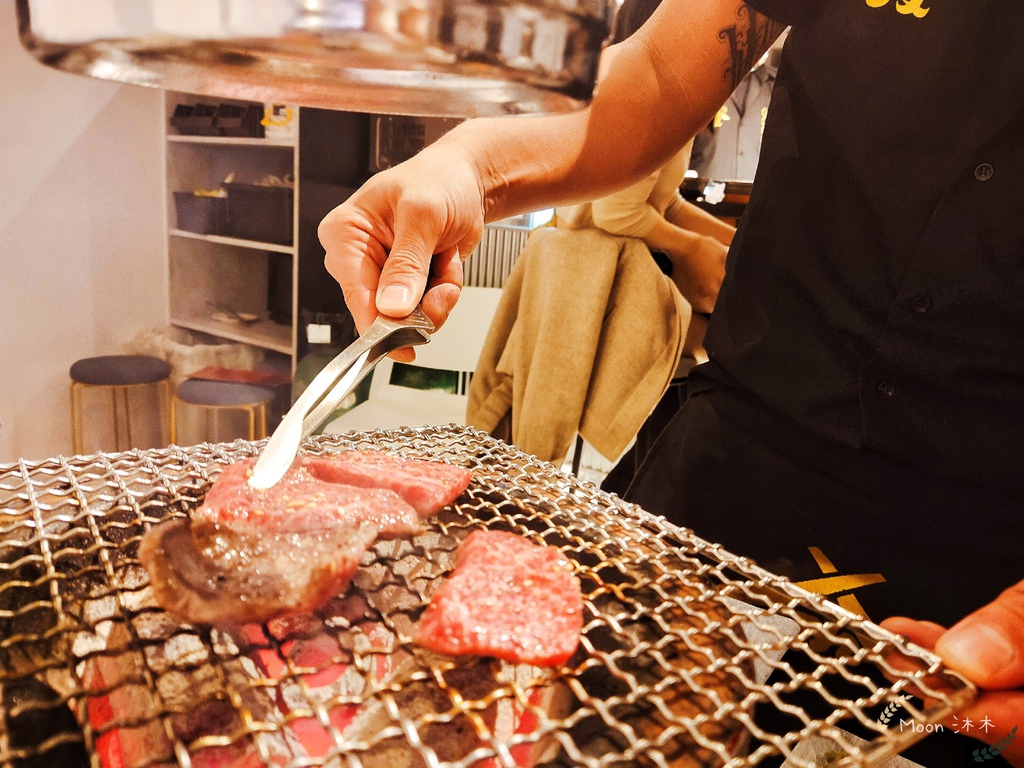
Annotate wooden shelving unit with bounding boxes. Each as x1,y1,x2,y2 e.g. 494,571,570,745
164,92,300,371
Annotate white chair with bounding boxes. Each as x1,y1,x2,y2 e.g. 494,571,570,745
562,437,619,487
323,287,503,433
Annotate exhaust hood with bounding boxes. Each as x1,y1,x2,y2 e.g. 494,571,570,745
16,0,612,117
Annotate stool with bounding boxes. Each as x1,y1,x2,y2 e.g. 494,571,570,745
172,379,276,444
69,355,173,454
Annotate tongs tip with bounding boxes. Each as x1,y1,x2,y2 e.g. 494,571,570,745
246,305,433,490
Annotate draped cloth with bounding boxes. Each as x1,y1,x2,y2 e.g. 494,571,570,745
467,226,689,464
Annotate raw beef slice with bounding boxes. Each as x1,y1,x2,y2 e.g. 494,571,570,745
195,457,423,537
300,451,472,516
415,531,583,666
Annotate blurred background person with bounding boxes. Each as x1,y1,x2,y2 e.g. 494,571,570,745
551,0,736,492
690,30,788,182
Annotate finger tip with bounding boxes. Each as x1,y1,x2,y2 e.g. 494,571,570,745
935,623,1018,687
376,285,414,316
442,285,461,312
419,284,460,329
880,616,923,641
880,616,910,632
880,617,949,654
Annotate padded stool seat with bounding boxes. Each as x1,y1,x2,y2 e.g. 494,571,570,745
70,355,172,386
69,355,172,453
172,378,277,444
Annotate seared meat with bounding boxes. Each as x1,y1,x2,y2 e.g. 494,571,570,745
139,518,378,626
415,531,583,666
140,451,473,627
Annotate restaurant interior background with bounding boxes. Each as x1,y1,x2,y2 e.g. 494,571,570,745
0,0,765,467
0,8,986,768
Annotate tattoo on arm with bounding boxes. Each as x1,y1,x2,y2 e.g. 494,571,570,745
719,4,787,91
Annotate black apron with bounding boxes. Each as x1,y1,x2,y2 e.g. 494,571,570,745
626,389,1020,767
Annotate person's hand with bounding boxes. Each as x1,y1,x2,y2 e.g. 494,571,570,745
669,235,728,314
318,142,486,360
881,580,1024,767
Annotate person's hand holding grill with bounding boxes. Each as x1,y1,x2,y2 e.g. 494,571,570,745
882,579,1024,767
318,141,485,360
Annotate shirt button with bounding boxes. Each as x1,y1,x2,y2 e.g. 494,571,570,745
877,381,896,398
975,163,995,181
912,294,932,313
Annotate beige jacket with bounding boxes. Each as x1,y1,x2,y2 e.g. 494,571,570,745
466,226,689,464
554,143,693,238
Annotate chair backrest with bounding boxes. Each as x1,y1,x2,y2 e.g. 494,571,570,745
410,287,502,370
364,286,503,403
323,246,518,434
463,224,532,289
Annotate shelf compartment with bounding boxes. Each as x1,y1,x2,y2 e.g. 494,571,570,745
168,238,295,356
168,135,295,148
171,315,294,356
166,142,294,204
170,228,295,254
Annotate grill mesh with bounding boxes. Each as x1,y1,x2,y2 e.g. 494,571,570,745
0,425,974,768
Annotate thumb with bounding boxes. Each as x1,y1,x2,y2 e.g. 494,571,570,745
935,580,1024,690
376,240,429,317
376,203,441,316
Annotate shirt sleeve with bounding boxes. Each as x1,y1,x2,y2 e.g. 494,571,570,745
662,191,686,224
589,171,664,238
744,0,815,25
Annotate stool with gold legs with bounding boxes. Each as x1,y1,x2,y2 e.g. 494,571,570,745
171,378,277,444
69,355,172,454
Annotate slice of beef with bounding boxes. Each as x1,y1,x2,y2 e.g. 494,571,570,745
139,518,379,626
140,451,471,627
196,458,423,538
299,451,472,517
414,531,583,667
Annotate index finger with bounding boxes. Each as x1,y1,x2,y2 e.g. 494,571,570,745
320,205,391,335
375,196,452,317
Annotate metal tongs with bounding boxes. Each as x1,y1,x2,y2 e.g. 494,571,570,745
247,306,434,490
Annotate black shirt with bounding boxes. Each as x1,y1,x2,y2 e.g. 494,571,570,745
692,0,1024,494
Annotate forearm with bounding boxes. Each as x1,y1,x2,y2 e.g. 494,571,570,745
667,199,737,246
433,96,679,225
431,0,786,223
642,215,730,314
643,216,717,259
320,0,784,329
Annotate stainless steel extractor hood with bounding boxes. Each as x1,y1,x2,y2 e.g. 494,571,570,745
16,0,612,117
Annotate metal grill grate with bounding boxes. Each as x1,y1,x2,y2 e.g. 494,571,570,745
0,425,974,768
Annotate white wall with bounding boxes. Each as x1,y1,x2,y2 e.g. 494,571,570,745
0,3,168,463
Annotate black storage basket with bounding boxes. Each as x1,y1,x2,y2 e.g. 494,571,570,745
216,104,265,138
173,193,227,235
169,103,219,136
224,184,294,245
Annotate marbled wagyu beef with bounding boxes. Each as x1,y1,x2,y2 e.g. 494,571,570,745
140,451,472,626
415,530,584,666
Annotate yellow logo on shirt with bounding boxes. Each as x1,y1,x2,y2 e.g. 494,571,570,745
865,0,931,18
795,547,886,620
713,105,731,129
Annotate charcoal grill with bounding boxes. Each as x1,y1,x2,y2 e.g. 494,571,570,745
0,425,974,768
